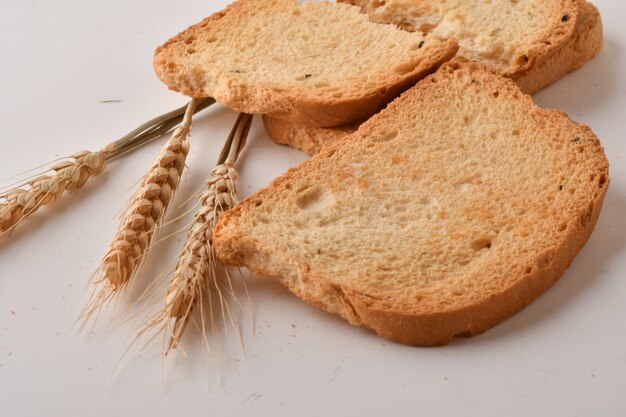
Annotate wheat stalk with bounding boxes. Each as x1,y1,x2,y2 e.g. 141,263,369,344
0,98,215,237
142,113,252,354
82,99,203,324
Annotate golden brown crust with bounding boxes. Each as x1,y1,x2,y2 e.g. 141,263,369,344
215,62,610,346
153,0,459,127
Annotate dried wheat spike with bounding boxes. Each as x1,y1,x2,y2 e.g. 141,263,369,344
0,151,108,235
94,99,198,303
164,163,238,351
138,113,252,353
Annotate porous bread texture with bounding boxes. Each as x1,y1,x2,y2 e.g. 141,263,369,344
265,0,604,155
342,0,579,83
214,63,609,346
154,0,458,127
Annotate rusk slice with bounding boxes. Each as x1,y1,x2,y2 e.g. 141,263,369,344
214,63,609,346
154,0,458,127
266,0,603,156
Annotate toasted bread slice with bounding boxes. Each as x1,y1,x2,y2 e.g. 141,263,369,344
153,0,457,127
214,63,609,346
266,0,603,155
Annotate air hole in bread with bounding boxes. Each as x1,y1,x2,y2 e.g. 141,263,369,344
559,222,568,232
254,200,263,207
536,250,554,269
471,237,492,251
512,129,521,136
579,202,595,226
524,266,533,275
296,187,334,210
454,183,470,193
598,174,607,188
206,36,218,43
296,185,311,193
374,130,398,143
493,91,500,98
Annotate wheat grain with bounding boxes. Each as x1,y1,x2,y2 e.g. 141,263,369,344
83,99,200,321
143,113,252,353
0,151,108,235
165,163,238,351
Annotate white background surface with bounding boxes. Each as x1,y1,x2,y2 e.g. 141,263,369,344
1,1,625,416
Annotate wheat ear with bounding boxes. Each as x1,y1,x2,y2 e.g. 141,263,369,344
0,98,214,237
143,113,252,354
83,99,201,322
0,151,107,235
